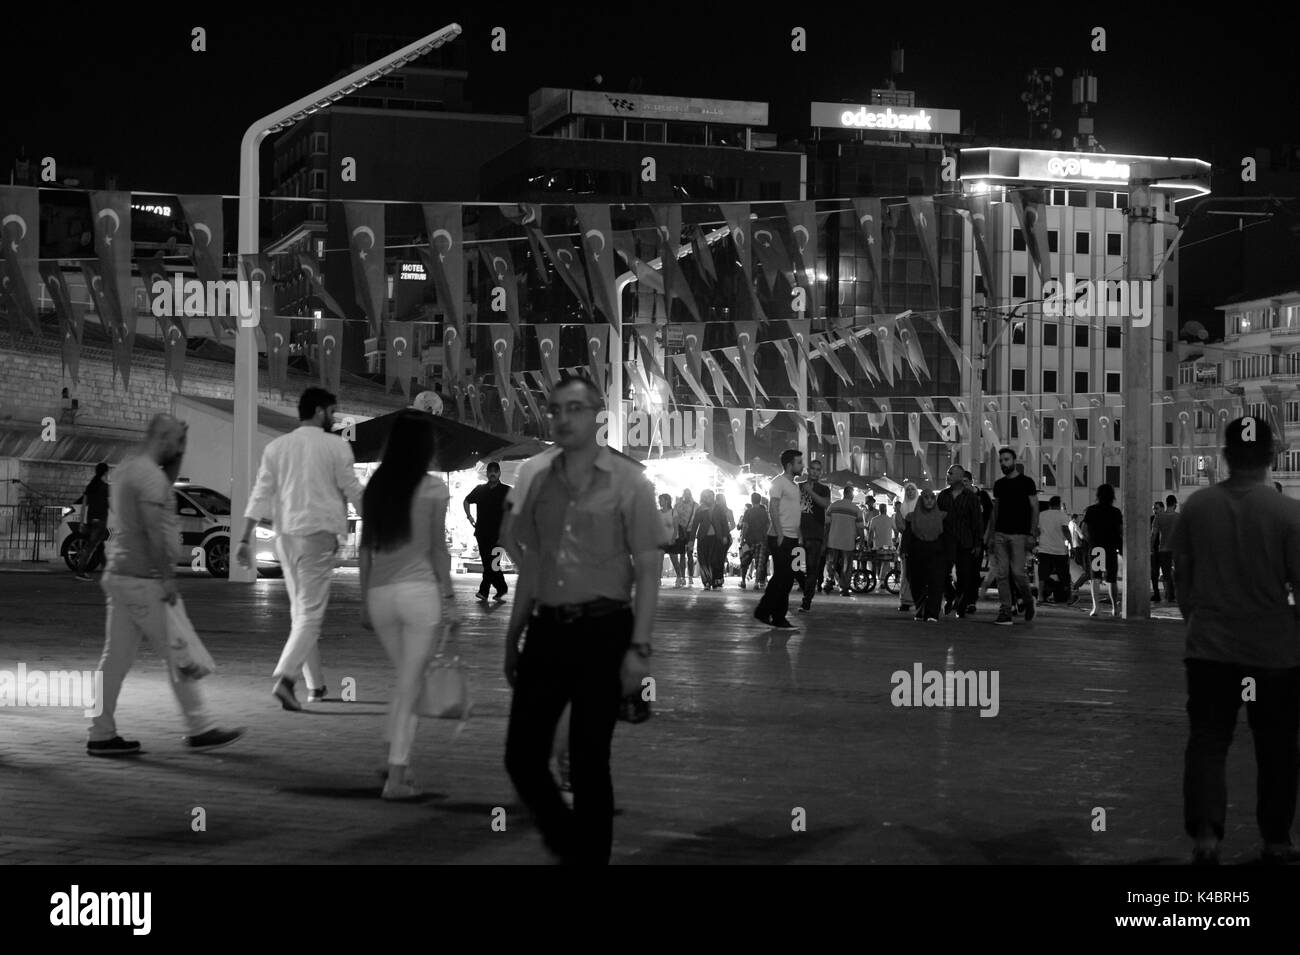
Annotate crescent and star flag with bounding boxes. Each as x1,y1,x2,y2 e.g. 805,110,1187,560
1259,384,1290,453
722,346,768,402
613,233,664,295
876,398,896,439
750,219,796,295
787,319,812,362
478,242,522,337
1174,395,1195,460
344,202,386,336
89,191,133,338
728,409,747,464
908,412,926,463
262,314,290,396
734,321,761,405
753,408,778,432
812,335,853,387
702,351,738,405
906,197,941,306
1074,449,1088,488
442,323,463,394
837,328,879,384
784,201,819,318
548,236,595,319
534,324,561,389
574,204,619,323
806,412,822,447
867,411,886,433
1009,187,1053,285
851,197,884,312
298,252,348,320
671,354,713,407
318,319,343,393
690,224,717,287
515,373,544,427
387,320,416,400
772,338,803,397
831,412,851,461
882,203,900,266
719,203,753,279
632,324,664,381
40,264,84,385
924,313,969,370
874,319,896,386
583,323,608,394
680,322,705,382
82,261,134,389
177,195,229,337
939,192,999,303
919,396,946,441
651,205,702,322
895,312,931,381
141,252,186,391
948,397,972,444
421,204,465,332
466,382,487,430
501,203,550,286
0,185,43,337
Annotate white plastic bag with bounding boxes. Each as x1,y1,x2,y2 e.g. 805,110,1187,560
165,595,217,682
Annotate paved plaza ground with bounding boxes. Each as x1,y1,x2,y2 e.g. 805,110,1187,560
0,562,1277,866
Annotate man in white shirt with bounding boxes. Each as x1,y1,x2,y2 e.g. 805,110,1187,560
237,387,364,711
754,448,803,630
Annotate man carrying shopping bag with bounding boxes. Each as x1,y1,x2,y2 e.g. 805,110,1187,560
87,414,244,756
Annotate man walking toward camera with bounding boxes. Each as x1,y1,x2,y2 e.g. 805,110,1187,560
237,387,364,712
985,447,1039,626
501,374,661,865
464,461,511,602
88,415,244,757
1172,417,1300,865
754,449,803,631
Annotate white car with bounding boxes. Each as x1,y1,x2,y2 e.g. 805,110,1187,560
58,482,282,578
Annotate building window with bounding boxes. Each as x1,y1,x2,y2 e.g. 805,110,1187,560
1105,465,1121,487
1165,422,1174,444
310,203,325,221
315,238,325,259
1106,371,1121,392
1075,371,1089,393
1043,323,1057,346
1012,321,1026,344
1165,375,1174,390
1011,368,1026,391
1166,284,1174,307
1113,419,1121,442
1043,416,1056,440
1010,417,1019,438
1075,232,1090,254
974,273,986,295
310,170,326,192
1076,418,1088,440
1106,326,1121,348
1106,233,1122,256
1012,228,1026,251
1068,190,1088,207
1165,330,1174,353
1095,191,1114,210
1012,274,1027,298
1043,369,1058,392
1075,325,1089,347
310,132,328,154
1048,229,1059,253
1115,192,1129,210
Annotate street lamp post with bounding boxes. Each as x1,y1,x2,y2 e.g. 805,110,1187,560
230,24,463,582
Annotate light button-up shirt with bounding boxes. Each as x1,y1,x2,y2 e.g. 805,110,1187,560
245,424,364,537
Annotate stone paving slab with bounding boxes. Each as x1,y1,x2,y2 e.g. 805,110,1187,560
0,566,1279,865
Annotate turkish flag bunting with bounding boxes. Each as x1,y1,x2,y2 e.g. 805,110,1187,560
387,321,416,400
727,409,747,464
317,319,343,394
851,197,884,313
1010,188,1053,286
670,354,713,408
140,253,185,391
478,241,522,337
535,324,561,389
40,263,84,385
651,205,702,323
297,252,349,321
177,195,228,337
344,201,386,336
89,191,133,344
82,260,134,389
574,204,619,323
0,185,43,337
750,219,795,294
784,201,819,317
583,323,607,394
420,203,465,333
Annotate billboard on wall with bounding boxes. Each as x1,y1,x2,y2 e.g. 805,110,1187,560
810,102,961,134
530,87,768,129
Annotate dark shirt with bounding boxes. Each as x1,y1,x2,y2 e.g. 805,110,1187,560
79,476,109,522
992,474,1038,534
1083,503,1123,551
799,480,830,540
466,481,511,543
977,489,993,528
937,486,984,552
741,504,770,543
1153,509,1179,553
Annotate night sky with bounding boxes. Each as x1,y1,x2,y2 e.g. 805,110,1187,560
6,5,1298,195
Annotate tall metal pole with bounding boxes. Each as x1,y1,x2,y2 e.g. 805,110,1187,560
968,307,985,480
1122,171,1157,619
609,273,634,452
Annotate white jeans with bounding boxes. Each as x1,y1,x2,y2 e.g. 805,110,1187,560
273,531,338,688
91,573,215,741
367,580,441,766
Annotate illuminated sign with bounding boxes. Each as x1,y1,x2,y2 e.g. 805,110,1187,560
960,148,1212,198
1042,155,1130,180
399,262,426,281
810,102,960,134
132,203,173,217
531,87,768,128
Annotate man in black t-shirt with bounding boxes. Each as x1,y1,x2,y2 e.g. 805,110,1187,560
464,461,512,601
75,462,111,580
795,460,830,613
983,447,1040,626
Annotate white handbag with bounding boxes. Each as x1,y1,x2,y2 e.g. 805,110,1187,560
416,620,471,721
164,595,217,682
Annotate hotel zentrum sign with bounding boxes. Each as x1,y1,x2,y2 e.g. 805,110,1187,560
810,102,960,134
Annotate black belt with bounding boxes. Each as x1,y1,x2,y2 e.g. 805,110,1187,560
534,598,632,624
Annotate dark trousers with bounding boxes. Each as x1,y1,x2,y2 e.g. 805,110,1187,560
476,534,507,596
504,608,633,864
756,537,797,622
795,538,824,608
696,536,716,585
1155,551,1176,600
1183,659,1300,844
1038,553,1071,602
78,518,108,572
946,547,981,611
908,539,946,619
739,539,766,582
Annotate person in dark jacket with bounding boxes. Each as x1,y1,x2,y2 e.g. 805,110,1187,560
938,465,984,618
75,462,111,580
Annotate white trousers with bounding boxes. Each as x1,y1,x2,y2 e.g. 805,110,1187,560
273,531,337,688
91,573,215,741
367,580,441,766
